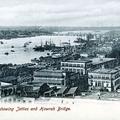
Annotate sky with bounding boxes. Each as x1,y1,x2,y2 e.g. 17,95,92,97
0,0,120,26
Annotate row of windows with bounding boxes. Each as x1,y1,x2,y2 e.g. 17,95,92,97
61,68,84,74
61,63,85,68
115,79,120,86
36,81,63,85
34,75,64,78
89,75,110,80
113,73,120,79
89,80,110,87
34,78,64,82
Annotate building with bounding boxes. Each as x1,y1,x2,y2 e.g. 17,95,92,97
0,82,16,97
16,83,41,98
17,75,33,84
0,96,35,103
88,67,120,92
0,76,17,85
90,58,117,70
61,59,92,75
33,70,66,88
65,72,88,91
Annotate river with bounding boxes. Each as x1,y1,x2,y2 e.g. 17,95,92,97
0,36,77,64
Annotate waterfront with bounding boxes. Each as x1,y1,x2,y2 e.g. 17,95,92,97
0,98,120,120
0,35,77,64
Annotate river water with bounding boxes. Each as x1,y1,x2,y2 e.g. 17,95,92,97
0,36,77,64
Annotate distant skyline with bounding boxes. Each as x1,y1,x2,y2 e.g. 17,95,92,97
0,0,120,26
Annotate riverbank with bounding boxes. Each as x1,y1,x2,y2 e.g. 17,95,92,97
0,35,77,64
0,96,120,120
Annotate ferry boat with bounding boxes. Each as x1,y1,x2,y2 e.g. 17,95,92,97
33,40,56,52
0,41,4,44
33,45,45,52
11,46,14,48
4,52,9,55
74,37,85,43
11,50,15,52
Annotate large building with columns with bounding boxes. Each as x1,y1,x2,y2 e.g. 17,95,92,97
61,59,92,75
90,58,118,70
88,67,120,92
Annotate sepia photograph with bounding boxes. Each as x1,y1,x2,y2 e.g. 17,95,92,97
0,0,120,120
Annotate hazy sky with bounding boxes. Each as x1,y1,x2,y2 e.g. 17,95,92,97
0,0,120,26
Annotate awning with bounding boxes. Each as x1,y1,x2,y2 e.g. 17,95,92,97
44,89,53,94
56,87,67,95
66,87,78,95
33,87,40,91
1,82,12,86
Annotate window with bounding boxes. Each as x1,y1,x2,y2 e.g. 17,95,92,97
81,64,84,68
62,63,64,66
102,81,105,87
69,64,72,67
106,77,109,79
73,69,76,72
102,76,105,79
72,64,76,67
98,76,101,79
89,80,93,85
81,69,84,75
69,68,72,72
65,68,68,71
98,81,102,87
90,75,93,78
77,64,80,67
62,68,64,70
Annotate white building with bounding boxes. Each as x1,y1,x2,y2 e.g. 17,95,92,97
88,67,120,91
33,70,66,88
61,59,92,75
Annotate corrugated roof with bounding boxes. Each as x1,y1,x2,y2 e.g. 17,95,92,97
34,70,65,78
33,87,40,91
44,89,53,94
66,87,78,95
57,87,67,94
90,68,119,74
0,76,17,82
67,59,92,63
0,82,12,86
91,58,116,65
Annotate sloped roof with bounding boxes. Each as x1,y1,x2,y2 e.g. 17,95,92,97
44,89,53,94
66,87,78,95
34,70,65,78
1,82,12,86
91,58,116,65
0,76,17,82
57,87,67,94
33,87,40,91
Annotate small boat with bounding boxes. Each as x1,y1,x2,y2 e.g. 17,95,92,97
4,52,9,55
29,41,32,43
11,46,14,48
33,46,45,52
0,41,4,44
47,53,50,56
11,50,15,52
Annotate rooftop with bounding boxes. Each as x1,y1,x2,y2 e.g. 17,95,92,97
66,87,78,95
0,76,17,82
90,68,119,74
66,59,92,63
0,82,12,87
90,58,116,65
57,87,67,94
34,69,65,78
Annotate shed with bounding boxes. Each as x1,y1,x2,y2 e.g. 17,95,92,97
65,87,78,97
